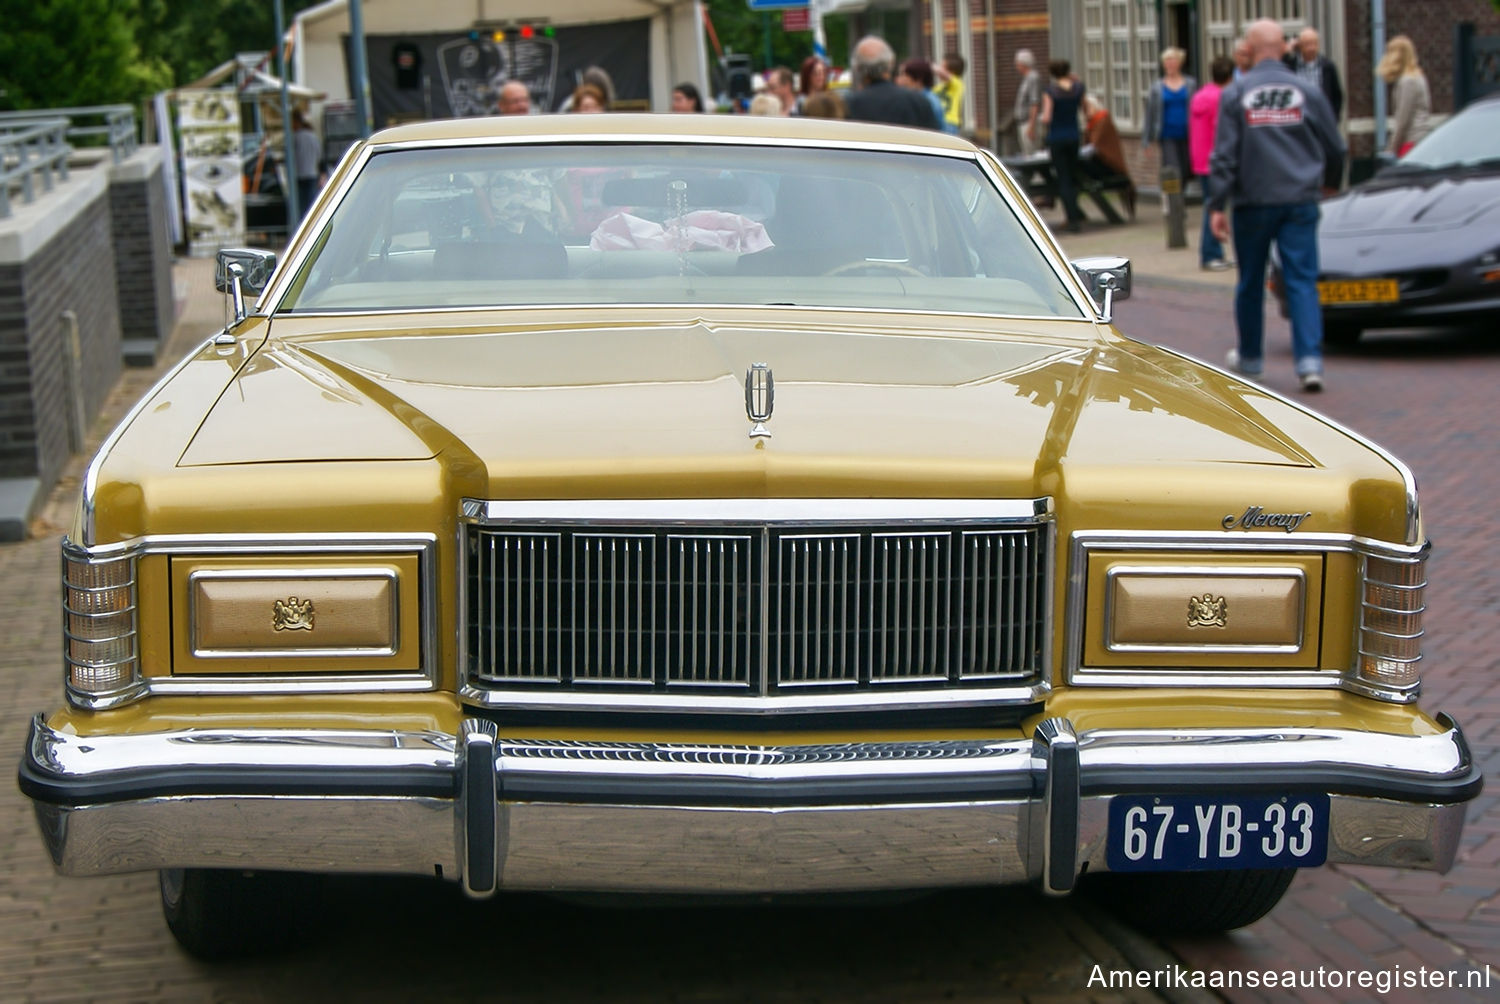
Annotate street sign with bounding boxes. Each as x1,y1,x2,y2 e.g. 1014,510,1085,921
782,8,810,31
746,0,807,10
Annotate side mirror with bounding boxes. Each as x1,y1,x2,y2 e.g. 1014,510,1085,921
215,248,277,324
1070,255,1132,322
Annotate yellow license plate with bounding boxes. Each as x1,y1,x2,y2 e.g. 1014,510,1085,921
1318,278,1399,304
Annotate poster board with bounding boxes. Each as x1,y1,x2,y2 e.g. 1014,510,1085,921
177,89,245,255
346,22,652,126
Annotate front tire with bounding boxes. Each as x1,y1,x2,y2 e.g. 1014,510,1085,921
160,868,317,960
1086,868,1296,934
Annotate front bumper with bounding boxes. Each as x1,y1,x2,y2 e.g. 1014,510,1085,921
19,714,1480,897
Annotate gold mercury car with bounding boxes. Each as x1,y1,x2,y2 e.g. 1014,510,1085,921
19,115,1480,958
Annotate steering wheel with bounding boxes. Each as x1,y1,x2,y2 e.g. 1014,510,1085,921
822,259,926,278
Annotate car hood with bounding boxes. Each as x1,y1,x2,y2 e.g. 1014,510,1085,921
1320,168,1500,238
178,312,1311,496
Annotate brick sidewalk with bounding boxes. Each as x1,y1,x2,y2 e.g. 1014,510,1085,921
1055,197,1238,293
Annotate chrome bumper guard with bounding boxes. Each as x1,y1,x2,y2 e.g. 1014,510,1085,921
20,714,1479,896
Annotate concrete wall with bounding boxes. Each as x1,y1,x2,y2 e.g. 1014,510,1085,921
0,146,176,538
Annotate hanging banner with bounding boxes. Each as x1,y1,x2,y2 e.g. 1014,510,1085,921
345,22,653,126
177,88,245,256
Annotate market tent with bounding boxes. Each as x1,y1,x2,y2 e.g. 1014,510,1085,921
293,0,708,118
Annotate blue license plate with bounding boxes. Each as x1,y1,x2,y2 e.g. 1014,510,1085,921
1107,793,1329,872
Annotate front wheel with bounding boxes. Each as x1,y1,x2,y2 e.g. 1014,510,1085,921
160,868,318,960
1085,867,1296,934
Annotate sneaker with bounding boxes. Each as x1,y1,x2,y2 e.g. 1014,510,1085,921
1225,348,1263,376
1299,371,1324,392
1201,259,1233,272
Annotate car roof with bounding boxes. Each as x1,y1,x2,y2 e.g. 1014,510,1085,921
365,112,979,153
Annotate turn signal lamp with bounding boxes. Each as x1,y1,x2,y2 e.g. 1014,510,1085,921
1355,552,1426,690
62,546,139,698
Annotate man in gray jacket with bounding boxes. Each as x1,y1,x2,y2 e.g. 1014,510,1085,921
1209,19,1344,391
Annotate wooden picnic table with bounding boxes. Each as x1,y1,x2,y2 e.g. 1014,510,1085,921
1000,148,1134,225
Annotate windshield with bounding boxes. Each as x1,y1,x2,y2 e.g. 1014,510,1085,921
1399,100,1500,169
276,143,1083,319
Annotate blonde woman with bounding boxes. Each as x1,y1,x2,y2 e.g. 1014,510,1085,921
1142,47,1196,185
1379,36,1430,156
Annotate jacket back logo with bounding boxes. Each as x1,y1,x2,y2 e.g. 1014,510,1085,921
1243,85,1305,127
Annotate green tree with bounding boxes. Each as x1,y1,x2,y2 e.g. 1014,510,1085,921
133,0,324,90
0,0,170,110
704,0,817,74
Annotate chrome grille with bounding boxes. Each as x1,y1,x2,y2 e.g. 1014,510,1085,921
774,534,861,685
573,534,654,682
466,522,1048,694
960,530,1037,679
669,535,755,685
475,532,560,681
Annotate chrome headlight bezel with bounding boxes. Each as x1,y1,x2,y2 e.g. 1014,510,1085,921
59,533,439,710
1067,531,1427,704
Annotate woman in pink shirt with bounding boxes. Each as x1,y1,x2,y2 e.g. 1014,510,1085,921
1190,56,1235,269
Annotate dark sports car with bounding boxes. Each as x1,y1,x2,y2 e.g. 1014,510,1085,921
1273,94,1500,344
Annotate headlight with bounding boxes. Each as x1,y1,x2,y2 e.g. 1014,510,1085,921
172,555,423,675
1079,551,1325,669
1354,549,1426,692
63,543,141,704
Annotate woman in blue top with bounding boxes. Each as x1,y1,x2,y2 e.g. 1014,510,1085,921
1142,47,1197,188
1039,59,1086,233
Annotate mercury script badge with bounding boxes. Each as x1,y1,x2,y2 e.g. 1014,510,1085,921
745,362,774,439
1221,506,1312,533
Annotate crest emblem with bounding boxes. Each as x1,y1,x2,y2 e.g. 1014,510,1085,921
272,597,315,631
745,362,774,439
1186,594,1228,629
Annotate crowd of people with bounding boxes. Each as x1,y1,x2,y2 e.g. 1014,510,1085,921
487,37,971,130
998,22,1431,393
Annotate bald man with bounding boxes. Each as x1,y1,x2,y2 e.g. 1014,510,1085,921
843,36,940,129
1208,18,1344,391
1283,27,1343,119
1232,38,1253,79
496,81,531,115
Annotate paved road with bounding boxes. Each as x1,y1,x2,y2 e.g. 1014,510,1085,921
1,262,1495,1001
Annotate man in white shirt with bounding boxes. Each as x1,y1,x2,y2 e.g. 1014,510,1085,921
1013,50,1042,154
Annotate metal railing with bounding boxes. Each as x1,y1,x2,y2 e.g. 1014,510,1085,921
0,105,138,219
0,118,71,219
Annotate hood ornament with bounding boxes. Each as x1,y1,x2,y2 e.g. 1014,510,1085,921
745,362,774,439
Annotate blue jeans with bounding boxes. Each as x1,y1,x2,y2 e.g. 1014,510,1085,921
1199,176,1225,265
1231,202,1323,376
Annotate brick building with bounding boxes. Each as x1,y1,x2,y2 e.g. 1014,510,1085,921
917,0,1500,185
1343,0,1500,156
920,0,1052,149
